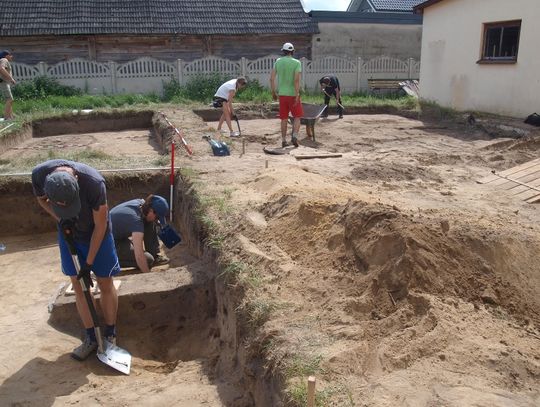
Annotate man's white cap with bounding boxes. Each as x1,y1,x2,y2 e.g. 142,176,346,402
281,42,294,51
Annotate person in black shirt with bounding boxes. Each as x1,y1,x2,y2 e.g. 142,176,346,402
319,75,344,119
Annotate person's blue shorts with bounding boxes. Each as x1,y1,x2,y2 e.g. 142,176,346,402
58,229,121,278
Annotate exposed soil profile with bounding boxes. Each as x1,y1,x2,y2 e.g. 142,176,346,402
0,108,539,406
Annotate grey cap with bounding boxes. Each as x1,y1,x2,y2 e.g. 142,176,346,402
44,171,81,220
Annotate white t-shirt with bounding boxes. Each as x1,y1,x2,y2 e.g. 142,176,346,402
214,79,237,100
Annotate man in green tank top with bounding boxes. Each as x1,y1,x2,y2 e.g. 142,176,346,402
270,42,304,148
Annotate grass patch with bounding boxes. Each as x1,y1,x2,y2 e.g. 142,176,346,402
284,354,324,378
0,147,169,174
419,99,461,120
0,148,116,174
239,297,277,328
218,260,262,288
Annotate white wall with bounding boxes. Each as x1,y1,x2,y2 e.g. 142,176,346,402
419,0,540,118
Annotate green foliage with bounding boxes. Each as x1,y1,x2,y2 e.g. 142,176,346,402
285,354,324,379
285,382,333,407
163,74,229,102
235,79,273,103
241,297,276,328
13,76,82,99
0,148,117,174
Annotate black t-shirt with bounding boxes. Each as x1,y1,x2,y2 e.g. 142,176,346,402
32,159,110,242
319,75,340,91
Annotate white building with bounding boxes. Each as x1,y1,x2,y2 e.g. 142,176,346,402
415,0,540,118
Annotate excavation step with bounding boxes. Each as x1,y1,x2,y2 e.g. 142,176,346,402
48,263,218,362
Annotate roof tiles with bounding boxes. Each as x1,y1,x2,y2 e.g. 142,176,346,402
0,0,317,36
369,0,425,12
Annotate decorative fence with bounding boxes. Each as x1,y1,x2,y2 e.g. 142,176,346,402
12,55,420,95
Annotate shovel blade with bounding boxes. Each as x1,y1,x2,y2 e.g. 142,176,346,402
97,340,132,375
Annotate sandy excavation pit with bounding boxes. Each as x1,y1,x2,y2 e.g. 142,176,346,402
1,108,540,406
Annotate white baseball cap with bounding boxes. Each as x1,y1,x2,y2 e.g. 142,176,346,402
281,42,294,51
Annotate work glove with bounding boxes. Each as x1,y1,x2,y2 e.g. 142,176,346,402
77,262,94,288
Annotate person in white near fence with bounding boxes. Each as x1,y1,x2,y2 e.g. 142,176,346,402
0,50,16,120
212,76,246,137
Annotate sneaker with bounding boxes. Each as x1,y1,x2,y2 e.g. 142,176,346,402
230,131,241,137
281,140,289,148
291,135,299,148
338,114,343,119
71,336,98,361
154,254,170,266
105,335,117,347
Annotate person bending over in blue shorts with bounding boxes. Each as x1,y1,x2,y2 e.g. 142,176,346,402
32,159,121,361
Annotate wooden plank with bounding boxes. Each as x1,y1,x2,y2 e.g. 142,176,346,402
507,174,540,195
478,158,540,184
493,167,540,188
525,193,540,203
295,153,343,160
512,181,540,200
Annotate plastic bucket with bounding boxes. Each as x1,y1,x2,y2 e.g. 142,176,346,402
158,224,182,248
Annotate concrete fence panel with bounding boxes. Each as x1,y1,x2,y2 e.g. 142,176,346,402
116,58,175,95
12,55,420,95
304,56,357,93
11,62,40,82
184,56,241,80
363,56,409,80
46,58,112,94
245,55,280,87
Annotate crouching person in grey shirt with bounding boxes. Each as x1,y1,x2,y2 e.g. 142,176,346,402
110,195,170,272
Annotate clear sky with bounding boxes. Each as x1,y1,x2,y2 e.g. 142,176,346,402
302,0,350,11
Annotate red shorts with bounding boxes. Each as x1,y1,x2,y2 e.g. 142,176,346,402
279,96,304,120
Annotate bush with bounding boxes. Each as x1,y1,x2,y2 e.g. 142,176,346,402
163,74,233,103
235,79,272,103
13,76,83,100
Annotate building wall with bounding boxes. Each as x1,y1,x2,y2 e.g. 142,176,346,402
312,22,422,60
419,0,540,117
3,34,313,64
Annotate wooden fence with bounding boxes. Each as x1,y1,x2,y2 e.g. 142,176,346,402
12,55,420,95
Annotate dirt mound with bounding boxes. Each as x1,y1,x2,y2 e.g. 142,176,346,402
261,197,540,324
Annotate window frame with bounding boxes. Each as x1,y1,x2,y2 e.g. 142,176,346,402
478,19,521,65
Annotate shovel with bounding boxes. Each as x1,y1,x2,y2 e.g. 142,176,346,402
233,114,242,136
62,223,131,375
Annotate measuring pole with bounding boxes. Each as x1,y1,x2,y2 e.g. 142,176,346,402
170,139,175,222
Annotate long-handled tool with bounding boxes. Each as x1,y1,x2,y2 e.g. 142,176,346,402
159,112,193,156
62,222,131,375
232,114,242,136
169,138,175,222
323,89,345,111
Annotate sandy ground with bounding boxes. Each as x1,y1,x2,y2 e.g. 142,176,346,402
0,109,539,406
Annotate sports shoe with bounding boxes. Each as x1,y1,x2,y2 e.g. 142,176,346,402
71,336,98,361
338,114,343,119
105,335,117,347
229,131,241,137
154,254,170,266
281,140,289,148
291,135,299,148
